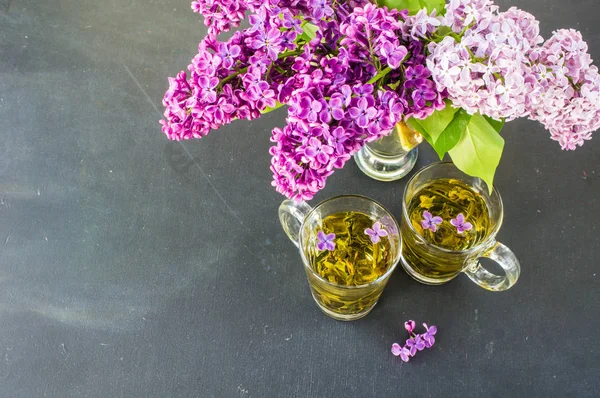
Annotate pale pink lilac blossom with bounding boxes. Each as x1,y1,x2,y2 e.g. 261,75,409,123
527,29,600,149
443,0,498,33
428,6,543,121
402,8,442,39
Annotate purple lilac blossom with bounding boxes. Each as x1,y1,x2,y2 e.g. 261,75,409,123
316,231,336,251
380,40,408,69
269,3,415,201
364,222,389,244
391,320,438,363
421,211,443,233
450,213,473,234
250,28,283,61
423,323,437,348
391,343,411,362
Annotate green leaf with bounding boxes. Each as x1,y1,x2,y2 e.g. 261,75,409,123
448,113,505,194
431,109,472,160
435,26,452,36
409,102,458,143
483,115,505,132
406,118,432,143
378,0,445,15
299,21,319,42
407,103,470,159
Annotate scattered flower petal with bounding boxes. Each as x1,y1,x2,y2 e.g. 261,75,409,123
392,320,438,363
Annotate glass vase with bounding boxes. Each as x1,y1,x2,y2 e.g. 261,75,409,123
354,122,419,182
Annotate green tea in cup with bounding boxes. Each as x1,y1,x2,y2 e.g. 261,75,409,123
400,162,520,291
403,178,491,280
306,211,395,315
279,196,401,321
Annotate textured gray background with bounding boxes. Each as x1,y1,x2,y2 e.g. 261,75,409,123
0,0,599,397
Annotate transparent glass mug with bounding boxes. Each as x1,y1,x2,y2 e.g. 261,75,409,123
400,162,521,291
279,195,401,321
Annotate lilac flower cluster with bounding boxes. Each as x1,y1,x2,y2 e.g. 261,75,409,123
161,0,600,200
391,320,437,362
191,0,262,36
162,0,314,140
269,4,447,200
527,29,600,149
428,1,599,149
428,5,543,121
270,79,402,200
443,0,497,33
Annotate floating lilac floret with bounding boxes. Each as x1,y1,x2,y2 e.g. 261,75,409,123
450,213,473,234
364,222,388,244
391,320,438,363
316,231,336,251
421,210,443,232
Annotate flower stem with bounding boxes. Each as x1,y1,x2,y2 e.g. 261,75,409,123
367,66,393,85
218,66,249,88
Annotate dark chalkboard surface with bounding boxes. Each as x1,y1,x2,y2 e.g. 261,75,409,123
0,0,598,396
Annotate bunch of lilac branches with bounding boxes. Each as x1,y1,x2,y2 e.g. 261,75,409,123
161,0,600,200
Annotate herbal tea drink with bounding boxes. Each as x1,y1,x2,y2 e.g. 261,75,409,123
279,196,401,321
407,179,490,251
306,211,394,316
308,212,393,285
402,178,490,280
400,163,521,292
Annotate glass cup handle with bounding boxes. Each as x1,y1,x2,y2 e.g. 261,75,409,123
463,241,521,292
278,200,313,247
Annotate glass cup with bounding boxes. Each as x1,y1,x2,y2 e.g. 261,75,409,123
354,122,419,182
279,195,401,321
400,162,521,291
